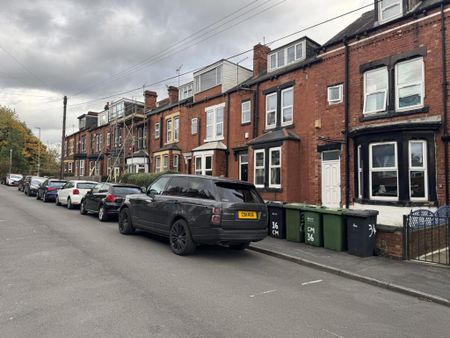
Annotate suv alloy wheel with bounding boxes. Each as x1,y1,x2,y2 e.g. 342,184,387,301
169,219,196,255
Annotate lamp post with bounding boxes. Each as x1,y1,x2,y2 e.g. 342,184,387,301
36,127,41,176
9,149,12,174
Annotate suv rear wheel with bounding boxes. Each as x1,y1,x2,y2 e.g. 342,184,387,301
118,208,135,235
169,219,196,255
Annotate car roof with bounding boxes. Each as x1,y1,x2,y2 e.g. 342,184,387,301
160,174,254,186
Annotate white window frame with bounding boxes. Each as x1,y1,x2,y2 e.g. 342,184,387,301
173,154,179,172
163,155,169,171
378,0,403,23
204,103,225,142
79,160,85,176
395,58,425,112
363,67,388,114
253,149,265,188
194,151,213,176
155,156,161,173
195,66,222,93
409,140,428,201
269,147,282,188
268,41,305,72
357,145,363,199
191,118,198,135
369,142,398,201
281,87,293,126
327,84,343,104
241,101,251,124
166,119,173,143
239,153,248,181
265,92,277,130
174,117,180,141
154,122,160,139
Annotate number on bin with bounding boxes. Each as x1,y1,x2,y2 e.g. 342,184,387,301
306,226,315,242
271,221,279,237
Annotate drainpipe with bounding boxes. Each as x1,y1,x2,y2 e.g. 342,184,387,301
253,83,260,138
225,93,230,177
344,39,350,209
441,4,449,205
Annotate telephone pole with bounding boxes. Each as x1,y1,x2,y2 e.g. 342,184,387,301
9,149,12,174
36,127,41,176
60,96,67,179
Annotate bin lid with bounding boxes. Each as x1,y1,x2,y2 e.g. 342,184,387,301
345,209,379,217
319,207,346,215
266,201,285,207
301,204,323,212
284,203,308,210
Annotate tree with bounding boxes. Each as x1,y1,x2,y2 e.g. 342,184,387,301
0,106,59,177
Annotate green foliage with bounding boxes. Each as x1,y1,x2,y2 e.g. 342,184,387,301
119,172,175,188
0,106,59,177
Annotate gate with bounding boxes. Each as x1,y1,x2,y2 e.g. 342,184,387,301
405,207,450,265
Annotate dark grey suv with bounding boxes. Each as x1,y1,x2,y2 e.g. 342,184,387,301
118,174,268,255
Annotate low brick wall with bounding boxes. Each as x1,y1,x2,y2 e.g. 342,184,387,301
375,225,403,259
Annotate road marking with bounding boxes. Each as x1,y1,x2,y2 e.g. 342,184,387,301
249,289,277,298
322,328,344,338
301,279,323,286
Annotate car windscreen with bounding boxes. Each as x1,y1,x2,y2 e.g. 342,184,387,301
215,182,263,204
10,175,22,179
112,186,141,195
31,179,44,185
77,183,97,189
49,181,67,188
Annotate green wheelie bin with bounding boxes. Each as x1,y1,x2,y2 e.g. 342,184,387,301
321,208,347,251
303,205,323,247
284,203,306,242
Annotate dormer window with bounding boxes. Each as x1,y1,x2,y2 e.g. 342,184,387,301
378,0,403,23
268,41,305,72
195,65,222,93
179,82,193,100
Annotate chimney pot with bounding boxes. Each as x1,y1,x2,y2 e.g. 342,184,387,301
168,86,179,104
144,90,157,110
253,43,271,77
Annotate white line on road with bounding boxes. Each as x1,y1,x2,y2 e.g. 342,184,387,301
249,289,277,298
322,328,344,338
301,279,323,286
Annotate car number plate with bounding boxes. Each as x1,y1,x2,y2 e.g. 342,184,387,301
238,211,257,219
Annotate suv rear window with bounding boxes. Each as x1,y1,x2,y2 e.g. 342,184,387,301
215,182,263,203
112,186,141,195
164,177,215,200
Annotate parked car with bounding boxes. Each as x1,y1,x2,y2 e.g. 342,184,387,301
36,179,68,202
56,180,98,209
24,176,46,196
17,175,32,191
118,174,268,255
80,183,142,221
2,173,23,186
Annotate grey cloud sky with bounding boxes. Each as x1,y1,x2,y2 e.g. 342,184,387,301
0,0,368,145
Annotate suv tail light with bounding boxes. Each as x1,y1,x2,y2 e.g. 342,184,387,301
72,189,80,195
211,207,222,225
48,187,56,191
105,194,117,203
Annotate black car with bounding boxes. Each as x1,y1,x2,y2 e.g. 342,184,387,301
118,174,268,255
18,175,32,191
24,176,46,196
36,179,68,202
80,183,142,221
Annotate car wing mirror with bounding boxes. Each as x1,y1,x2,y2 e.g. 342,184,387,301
141,186,147,193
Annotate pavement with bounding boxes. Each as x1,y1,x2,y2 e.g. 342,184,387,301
250,236,450,307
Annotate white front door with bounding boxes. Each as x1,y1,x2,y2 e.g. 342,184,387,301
321,151,341,208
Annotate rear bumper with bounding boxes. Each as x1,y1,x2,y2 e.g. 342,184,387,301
103,203,121,215
192,227,268,245
45,192,58,201
69,195,82,205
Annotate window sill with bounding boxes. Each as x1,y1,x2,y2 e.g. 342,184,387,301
241,122,251,126
354,198,437,208
359,106,429,122
257,187,283,193
204,137,224,143
263,124,295,134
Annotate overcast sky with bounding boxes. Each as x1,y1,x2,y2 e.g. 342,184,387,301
0,0,369,145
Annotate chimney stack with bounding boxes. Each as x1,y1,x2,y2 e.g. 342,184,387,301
253,43,271,77
168,86,179,104
144,90,157,110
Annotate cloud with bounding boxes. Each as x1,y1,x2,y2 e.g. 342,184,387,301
0,0,368,144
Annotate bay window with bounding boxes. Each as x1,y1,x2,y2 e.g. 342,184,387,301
369,142,398,200
409,140,427,200
163,155,169,171
195,154,213,176
254,150,265,188
155,156,161,173
269,147,281,188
